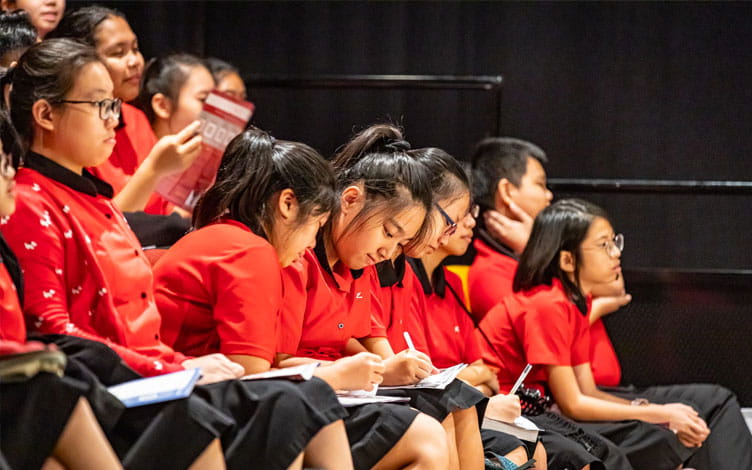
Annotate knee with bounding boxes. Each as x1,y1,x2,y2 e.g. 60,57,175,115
408,413,451,469
533,441,548,470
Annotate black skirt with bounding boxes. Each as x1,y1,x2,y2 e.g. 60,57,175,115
194,377,347,470
480,429,528,457
343,402,419,470
528,411,609,470
604,383,752,470
378,378,487,422
0,372,86,470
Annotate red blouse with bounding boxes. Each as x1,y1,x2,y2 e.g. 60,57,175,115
279,243,376,361
1,154,187,376
0,262,24,342
153,220,280,362
409,260,482,368
589,319,622,387
477,279,591,395
370,258,429,354
468,238,518,321
88,103,172,215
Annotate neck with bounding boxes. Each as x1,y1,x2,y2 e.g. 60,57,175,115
152,119,172,140
421,249,447,282
323,231,339,270
30,140,83,175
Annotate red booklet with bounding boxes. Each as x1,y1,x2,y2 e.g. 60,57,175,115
156,90,255,210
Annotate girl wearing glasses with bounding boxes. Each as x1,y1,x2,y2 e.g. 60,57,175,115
478,198,752,469
3,38,354,470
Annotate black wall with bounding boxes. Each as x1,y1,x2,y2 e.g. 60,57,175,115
70,1,752,271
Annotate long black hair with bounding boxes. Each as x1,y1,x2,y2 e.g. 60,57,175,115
513,198,610,313
331,123,433,247
193,127,337,239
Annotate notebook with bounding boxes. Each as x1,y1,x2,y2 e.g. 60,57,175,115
380,363,467,390
482,415,542,442
241,363,319,382
107,368,201,408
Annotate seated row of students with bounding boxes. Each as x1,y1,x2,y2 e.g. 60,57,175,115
0,36,544,469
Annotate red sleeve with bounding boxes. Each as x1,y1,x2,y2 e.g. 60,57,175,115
208,244,281,362
0,264,25,342
523,299,587,367
405,275,430,355
2,194,182,377
369,279,388,338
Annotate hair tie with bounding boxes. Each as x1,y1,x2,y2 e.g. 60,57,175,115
384,139,411,152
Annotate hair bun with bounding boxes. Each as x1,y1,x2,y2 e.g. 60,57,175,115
383,139,411,152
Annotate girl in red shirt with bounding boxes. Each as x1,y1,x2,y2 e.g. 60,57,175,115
154,127,357,470
480,198,752,469
4,38,346,470
279,124,457,470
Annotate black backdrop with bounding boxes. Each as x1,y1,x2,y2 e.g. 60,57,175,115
69,0,752,271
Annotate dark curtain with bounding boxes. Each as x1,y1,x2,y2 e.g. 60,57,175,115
69,0,752,270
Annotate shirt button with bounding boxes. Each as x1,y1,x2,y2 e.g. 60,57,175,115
154,334,159,340
133,250,139,256
140,292,147,299
337,323,344,329
105,213,112,219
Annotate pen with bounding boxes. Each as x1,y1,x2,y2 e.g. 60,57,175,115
403,331,416,351
509,364,532,395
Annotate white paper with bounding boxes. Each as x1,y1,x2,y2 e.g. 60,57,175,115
241,363,319,382
337,395,410,407
380,363,467,390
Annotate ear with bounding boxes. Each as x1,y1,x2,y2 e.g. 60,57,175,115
276,188,298,223
339,184,364,215
559,250,576,274
150,93,172,120
31,99,56,133
495,178,515,209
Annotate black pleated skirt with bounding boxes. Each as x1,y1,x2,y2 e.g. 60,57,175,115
343,402,419,470
0,372,86,470
378,378,487,422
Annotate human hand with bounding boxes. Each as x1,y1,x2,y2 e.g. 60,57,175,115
331,352,385,391
145,120,203,176
661,403,710,447
486,394,522,423
483,202,533,255
382,349,438,386
182,353,245,385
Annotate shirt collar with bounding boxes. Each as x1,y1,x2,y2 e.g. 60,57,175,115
376,253,407,288
407,257,448,297
25,152,114,198
313,230,364,289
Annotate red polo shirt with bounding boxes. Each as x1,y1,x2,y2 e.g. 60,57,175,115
408,259,482,368
88,103,172,215
477,279,591,396
279,241,376,360
1,153,187,376
153,220,279,362
370,257,429,354
589,319,622,387
468,237,518,322
0,263,24,342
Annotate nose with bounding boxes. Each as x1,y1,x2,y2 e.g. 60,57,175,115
546,189,554,202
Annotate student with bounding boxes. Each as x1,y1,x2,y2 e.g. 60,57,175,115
0,0,63,39
206,57,247,101
278,124,452,470
153,128,355,470
3,38,347,470
49,6,202,247
466,137,629,389
0,108,123,470
479,198,752,469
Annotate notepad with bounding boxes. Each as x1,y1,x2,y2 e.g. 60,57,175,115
241,363,319,382
107,368,201,408
482,415,542,442
380,363,467,390
337,395,411,407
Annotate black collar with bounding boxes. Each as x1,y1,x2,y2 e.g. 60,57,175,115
376,253,407,288
312,230,364,288
25,152,114,199
407,257,449,298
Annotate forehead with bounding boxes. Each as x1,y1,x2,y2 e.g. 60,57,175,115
585,216,613,240
95,16,136,45
522,156,546,180
182,66,215,90
71,61,114,94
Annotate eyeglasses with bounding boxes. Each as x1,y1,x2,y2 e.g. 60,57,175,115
435,203,457,236
593,233,624,258
53,98,122,121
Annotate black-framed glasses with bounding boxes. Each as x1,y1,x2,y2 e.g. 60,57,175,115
435,203,457,236
53,98,122,121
